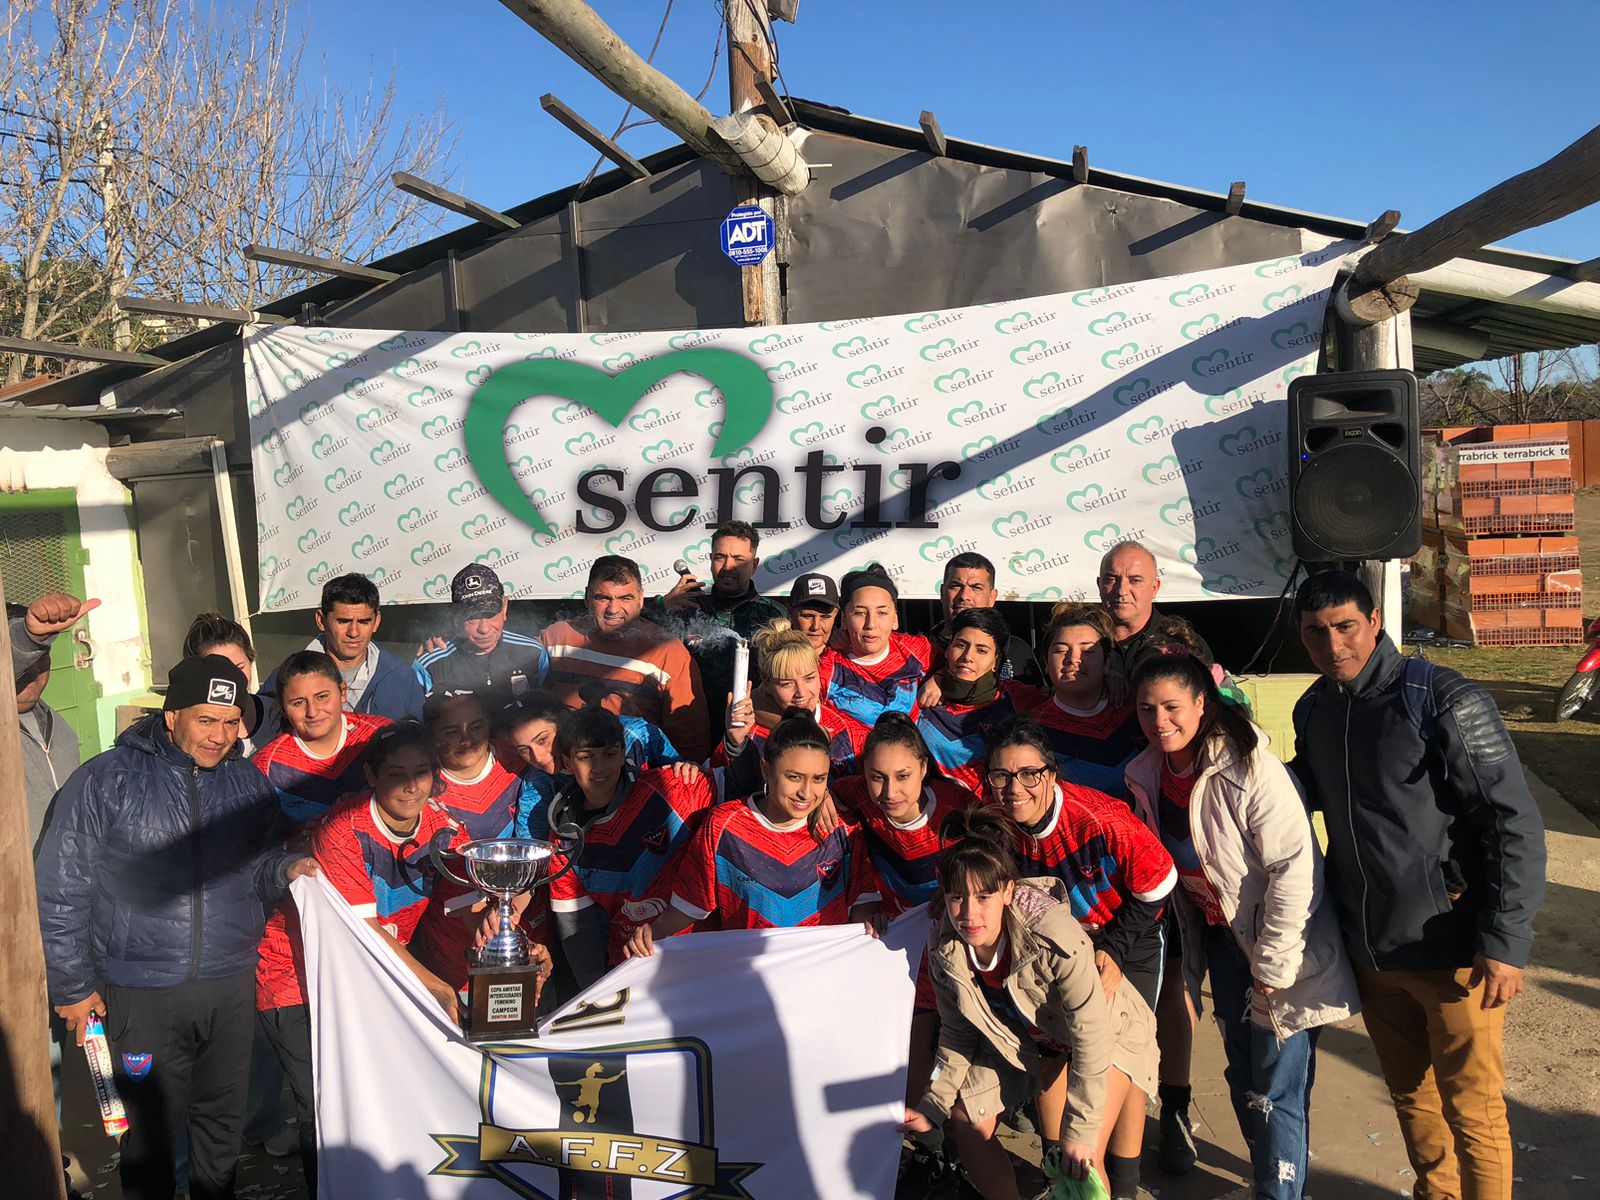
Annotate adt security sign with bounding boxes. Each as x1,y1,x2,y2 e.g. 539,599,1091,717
721,204,774,267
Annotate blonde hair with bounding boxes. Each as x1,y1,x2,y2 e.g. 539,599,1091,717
751,618,819,680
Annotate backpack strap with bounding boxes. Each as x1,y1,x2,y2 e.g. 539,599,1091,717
1401,654,1443,771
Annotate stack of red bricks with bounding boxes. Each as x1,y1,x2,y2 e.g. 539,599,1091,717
1410,423,1583,646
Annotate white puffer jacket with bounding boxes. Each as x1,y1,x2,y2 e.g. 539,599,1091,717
1125,729,1359,1037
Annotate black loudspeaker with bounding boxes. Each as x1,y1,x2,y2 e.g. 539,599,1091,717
1287,370,1421,561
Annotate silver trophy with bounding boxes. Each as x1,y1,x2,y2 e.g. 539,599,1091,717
430,828,583,1036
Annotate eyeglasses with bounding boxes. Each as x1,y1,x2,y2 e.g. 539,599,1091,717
985,765,1051,790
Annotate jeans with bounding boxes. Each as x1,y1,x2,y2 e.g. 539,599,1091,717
1356,967,1511,1200
1205,923,1319,1200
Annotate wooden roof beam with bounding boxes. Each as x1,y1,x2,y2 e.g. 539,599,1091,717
243,243,399,285
393,172,520,231
0,335,165,367
538,94,650,180
1568,255,1600,283
919,110,947,157
1071,145,1089,184
755,79,794,126
1224,181,1245,216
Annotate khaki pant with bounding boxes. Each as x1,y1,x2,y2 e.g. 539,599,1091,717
1356,967,1511,1200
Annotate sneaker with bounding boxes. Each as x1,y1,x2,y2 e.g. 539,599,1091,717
1158,1105,1198,1174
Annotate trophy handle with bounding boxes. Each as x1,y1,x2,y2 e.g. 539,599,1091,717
428,827,475,890
543,821,585,888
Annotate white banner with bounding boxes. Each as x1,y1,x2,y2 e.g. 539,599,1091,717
247,245,1354,611
295,875,925,1199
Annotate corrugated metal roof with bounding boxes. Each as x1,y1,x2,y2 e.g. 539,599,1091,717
9,95,1594,406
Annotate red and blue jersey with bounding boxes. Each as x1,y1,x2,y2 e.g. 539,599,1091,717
250,712,390,825
916,685,1030,795
818,633,934,728
710,702,869,800
670,797,876,931
1010,782,1175,932
547,768,717,963
1027,695,1148,800
831,775,974,915
254,793,464,1011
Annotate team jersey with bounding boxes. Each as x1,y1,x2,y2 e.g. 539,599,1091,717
413,630,549,713
1158,760,1227,925
710,703,869,800
250,712,390,825
255,793,464,1011
916,684,1029,795
1010,782,1176,933
547,768,717,963
669,796,876,931
409,744,548,989
818,633,935,728
1027,694,1148,800
831,775,974,915
620,714,681,768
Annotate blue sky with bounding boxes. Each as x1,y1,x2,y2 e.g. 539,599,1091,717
308,0,1600,261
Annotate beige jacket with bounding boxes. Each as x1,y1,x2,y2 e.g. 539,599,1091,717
918,877,1114,1146
1125,730,1359,1037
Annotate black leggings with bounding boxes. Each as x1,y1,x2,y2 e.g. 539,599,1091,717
258,1004,316,1195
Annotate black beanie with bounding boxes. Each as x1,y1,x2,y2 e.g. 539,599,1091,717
839,564,898,603
164,654,250,713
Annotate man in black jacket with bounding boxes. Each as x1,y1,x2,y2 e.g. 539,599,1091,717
34,655,316,1200
1291,570,1544,1200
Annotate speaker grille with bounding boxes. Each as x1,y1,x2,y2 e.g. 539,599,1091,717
1292,442,1418,557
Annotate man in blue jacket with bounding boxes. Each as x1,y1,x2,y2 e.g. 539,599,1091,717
1291,570,1545,1200
34,654,316,1200
260,572,424,725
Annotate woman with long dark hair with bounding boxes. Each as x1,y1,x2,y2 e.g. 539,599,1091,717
897,806,1154,1200
1127,653,1358,1200
916,607,1025,794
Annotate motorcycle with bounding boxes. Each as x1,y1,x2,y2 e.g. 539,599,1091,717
1553,619,1600,721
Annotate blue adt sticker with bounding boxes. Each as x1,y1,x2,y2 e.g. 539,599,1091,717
720,204,774,266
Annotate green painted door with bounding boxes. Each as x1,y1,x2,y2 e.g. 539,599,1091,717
0,488,101,760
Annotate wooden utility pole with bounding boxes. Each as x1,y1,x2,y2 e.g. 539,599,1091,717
726,0,784,326
0,567,68,1200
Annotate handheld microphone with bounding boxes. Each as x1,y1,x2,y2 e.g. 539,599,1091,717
672,558,693,576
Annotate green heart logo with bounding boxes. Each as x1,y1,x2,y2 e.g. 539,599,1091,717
423,574,450,599
340,377,370,400
473,549,503,566
903,312,941,333
337,502,363,527
1087,313,1125,336
1169,284,1210,307
1050,446,1087,472
1255,256,1298,278
463,351,772,536
627,408,664,432
1083,524,1122,551
873,428,911,454
947,400,983,426
311,434,336,459
1113,377,1150,408
1191,348,1231,378
279,369,309,391
846,365,885,389
551,402,587,424
858,395,893,421
1160,497,1194,526
1204,389,1244,416
384,474,411,498
1271,322,1312,350
1072,288,1110,307
1100,342,1140,369
1178,539,1211,565
777,390,810,415
434,449,465,471
1126,416,1166,444
369,440,396,465
449,339,484,359
833,336,869,358
1263,286,1303,312
355,407,382,431
1218,426,1255,456
265,587,289,607
789,421,824,447
1028,587,1065,602
1024,373,1061,400
272,464,296,486
919,535,956,563
735,480,763,505
641,440,675,463
1282,364,1310,384
396,507,425,531
978,473,1013,500
962,437,997,460
323,352,351,369
749,333,782,353
447,482,478,506
296,529,321,552
888,467,914,491
324,468,350,492
1236,468,1276,499
1181,314,1221,340
603,352,637,372
993,311,1032,335
305,561,331,583
284,495,309,519
605,532,641,554
1009,549,1045,576
1203,573,1243,593
391,358,421,378
259,554,281,577
764,360,796,381
523,347,563,361
1010,339,1047,366
692,389,720,410
1066,485,1103,512
461,514,490,537
308,329,336,343
1141,456,1178,486
991,510,1028,538
421,417,450,440
920,338,957,362
465,365,493,387
680,539,712,564
406,386,437,408
351,535,377,556
1253,511,1290,539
